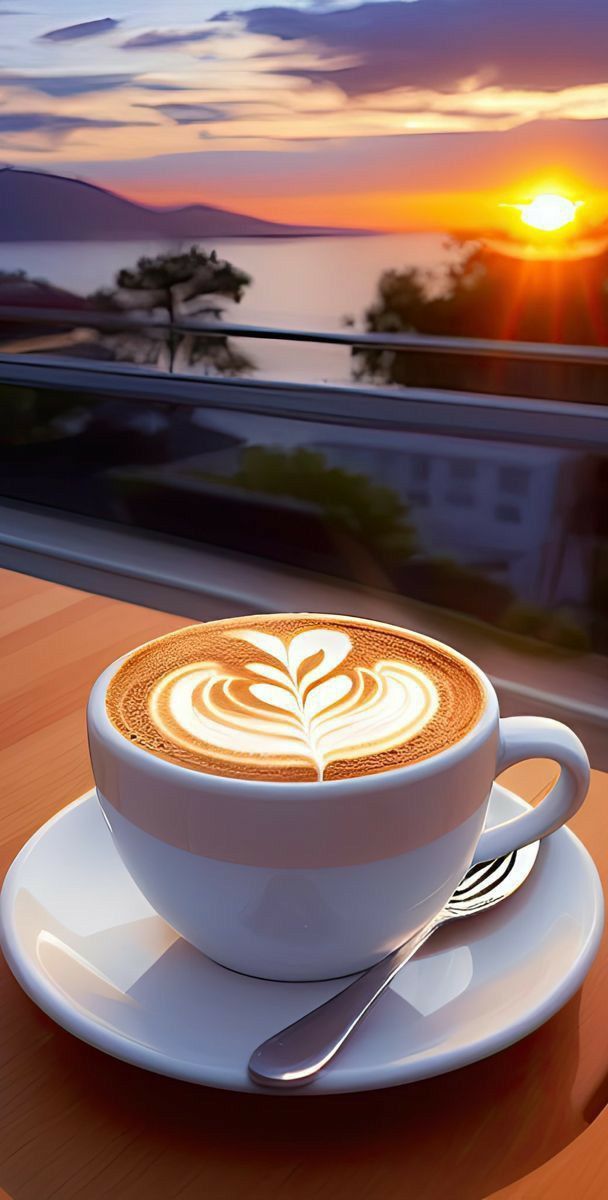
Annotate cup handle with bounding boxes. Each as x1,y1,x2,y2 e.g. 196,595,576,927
472,715,590,864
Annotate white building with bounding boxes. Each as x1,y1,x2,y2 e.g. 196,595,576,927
313,431,586,607
176,403,588,609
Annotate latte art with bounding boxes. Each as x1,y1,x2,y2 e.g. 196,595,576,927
149,628,439,781
107,614,485,782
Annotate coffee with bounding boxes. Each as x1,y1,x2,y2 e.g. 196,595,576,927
106,614,485,783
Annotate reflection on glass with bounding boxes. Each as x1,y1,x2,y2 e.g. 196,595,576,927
2,378,606,667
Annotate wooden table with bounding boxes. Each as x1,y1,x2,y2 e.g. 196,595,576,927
0,567,606,1200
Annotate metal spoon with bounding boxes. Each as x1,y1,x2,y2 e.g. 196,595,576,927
248,841,540,1089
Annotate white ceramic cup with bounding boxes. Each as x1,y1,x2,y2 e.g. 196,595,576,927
87,623,590,981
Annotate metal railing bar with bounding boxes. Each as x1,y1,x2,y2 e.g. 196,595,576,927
1,354,607,450
2,306,608,366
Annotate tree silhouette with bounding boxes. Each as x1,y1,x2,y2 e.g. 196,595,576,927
353,239,608,400
0,269,41,285
90,246,253,375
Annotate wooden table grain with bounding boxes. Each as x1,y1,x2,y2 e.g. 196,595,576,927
0,566,607,1200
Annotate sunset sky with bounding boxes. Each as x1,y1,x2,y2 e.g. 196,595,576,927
2,0,608,230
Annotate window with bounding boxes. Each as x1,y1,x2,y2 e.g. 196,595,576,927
499,465,529,496
445,488,475,507
494,503,521,523
408,489,430,507
409,454,430,482
448,458,477,481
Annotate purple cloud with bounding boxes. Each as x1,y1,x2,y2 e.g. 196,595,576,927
40,18,120,42
0,112,146,137
0,73,134,96
139,102,229,123
122,27,214,49
220,1,608,96
49,117,608,197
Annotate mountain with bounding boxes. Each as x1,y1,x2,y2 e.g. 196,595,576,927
0,167,356,241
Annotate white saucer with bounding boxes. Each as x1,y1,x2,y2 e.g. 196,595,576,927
0,785,603,1094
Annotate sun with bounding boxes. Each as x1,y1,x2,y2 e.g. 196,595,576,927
518,193,579,232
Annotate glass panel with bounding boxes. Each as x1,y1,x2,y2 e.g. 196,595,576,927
3,365,607,773
2,246,608,400
2,376,606,670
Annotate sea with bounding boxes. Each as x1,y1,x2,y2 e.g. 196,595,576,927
0,232,457,383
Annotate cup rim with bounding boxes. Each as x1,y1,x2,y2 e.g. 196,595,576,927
88,614,499,796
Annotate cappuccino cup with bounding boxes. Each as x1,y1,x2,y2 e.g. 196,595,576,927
87,613,590,980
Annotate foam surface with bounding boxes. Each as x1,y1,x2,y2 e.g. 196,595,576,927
106,615,485,782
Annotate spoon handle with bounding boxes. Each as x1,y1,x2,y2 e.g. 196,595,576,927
248,916,444,1088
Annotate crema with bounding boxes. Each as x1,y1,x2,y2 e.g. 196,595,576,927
106,614,485,782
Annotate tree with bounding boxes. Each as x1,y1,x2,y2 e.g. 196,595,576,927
90,246,253,375
0,269,40,285
352,239,608,400
219,445,417,561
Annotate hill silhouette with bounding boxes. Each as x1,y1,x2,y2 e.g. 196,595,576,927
0,167,353,241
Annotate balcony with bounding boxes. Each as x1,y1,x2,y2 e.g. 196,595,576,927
1,311,606,761
1,314,607,1198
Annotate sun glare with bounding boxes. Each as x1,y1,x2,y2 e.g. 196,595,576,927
518,193,578,232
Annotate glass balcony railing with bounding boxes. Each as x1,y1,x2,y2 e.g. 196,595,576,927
1,315,607,767
2,303,608,399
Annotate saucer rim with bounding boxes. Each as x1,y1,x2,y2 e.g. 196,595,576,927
0,786,604,1095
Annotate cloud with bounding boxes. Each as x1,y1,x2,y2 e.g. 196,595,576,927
139,102,228,124
0,113,122,131
122,27,214,49
5,0,607,180
45,117,608,207
0,73,135,97
223,1,608,97
135,82,197,91
0,112,145,137
40,18,120,43
200,131,335,142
